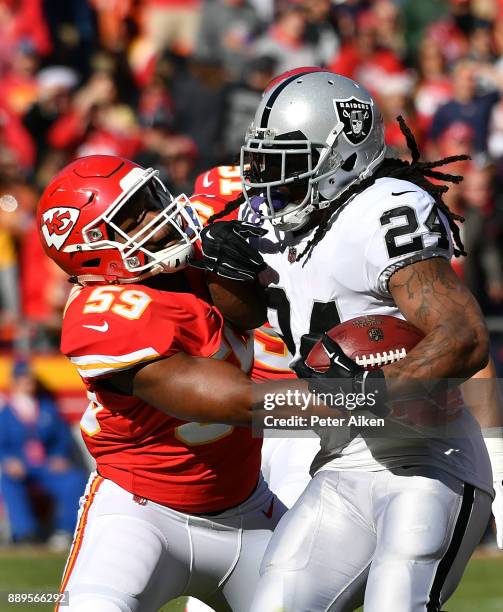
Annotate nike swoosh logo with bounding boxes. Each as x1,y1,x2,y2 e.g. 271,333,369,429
202,172,214,188
323,345,351,371
83,322,109,333
392,190,416,196
262,498,275,519
332,355,351,372
205,229,214,240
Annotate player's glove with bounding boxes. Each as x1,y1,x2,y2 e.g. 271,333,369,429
191,221,268,281
292,333,389,418
483,430,503,549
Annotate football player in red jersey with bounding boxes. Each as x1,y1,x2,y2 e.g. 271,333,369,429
37,155,288,612
191,164,321,505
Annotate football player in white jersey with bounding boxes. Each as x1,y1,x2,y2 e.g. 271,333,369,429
196,68,502,611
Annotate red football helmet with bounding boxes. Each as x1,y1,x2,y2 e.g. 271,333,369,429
38,155,202,284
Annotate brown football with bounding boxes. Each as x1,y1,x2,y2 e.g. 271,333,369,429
305,315,424,371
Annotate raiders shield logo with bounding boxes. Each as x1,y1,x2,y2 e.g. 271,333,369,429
334,97,373,145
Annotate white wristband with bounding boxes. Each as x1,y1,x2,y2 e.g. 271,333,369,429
482,427,503,482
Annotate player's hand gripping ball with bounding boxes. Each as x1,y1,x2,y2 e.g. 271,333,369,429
305,315,423,371
294,316,424,419
302,315,460,426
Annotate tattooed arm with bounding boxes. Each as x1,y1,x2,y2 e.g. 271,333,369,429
383,257,489,397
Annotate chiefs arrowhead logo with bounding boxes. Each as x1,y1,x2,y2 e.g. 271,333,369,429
334,97,373,145
41,207,80,250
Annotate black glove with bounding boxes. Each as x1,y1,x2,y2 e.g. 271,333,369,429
292,334,389,418
191,221,268,281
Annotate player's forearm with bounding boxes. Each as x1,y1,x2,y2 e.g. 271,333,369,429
387,258,489,397
133,355,344,426
382,321,489,398
207,273,267,330
132,356,253,425
174,378,342,426
141,381,253,425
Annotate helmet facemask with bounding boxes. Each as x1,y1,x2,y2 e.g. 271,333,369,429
240,71,387,233
240,123,358,232
64,167,202,282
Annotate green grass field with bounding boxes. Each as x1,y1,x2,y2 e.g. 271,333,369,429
0,548,501,612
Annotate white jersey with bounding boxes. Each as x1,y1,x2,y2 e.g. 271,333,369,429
242,176,493,497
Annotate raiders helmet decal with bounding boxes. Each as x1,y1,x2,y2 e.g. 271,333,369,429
334,97,373,145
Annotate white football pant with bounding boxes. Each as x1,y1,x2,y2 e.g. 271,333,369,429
261,435,321,508
185,435,321,612
250,466,492,612
58,472,286,612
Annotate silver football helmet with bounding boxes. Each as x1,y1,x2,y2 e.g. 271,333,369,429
240,69,385,231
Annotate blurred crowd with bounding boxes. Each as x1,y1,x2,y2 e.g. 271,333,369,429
0,0,502,360
0,360,86,548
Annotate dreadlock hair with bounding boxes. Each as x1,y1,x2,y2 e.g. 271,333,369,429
295,115,468,264
207,192,246,223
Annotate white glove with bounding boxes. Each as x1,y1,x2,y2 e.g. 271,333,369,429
483,428,503,549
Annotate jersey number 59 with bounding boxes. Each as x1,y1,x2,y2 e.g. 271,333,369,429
83,286,152,320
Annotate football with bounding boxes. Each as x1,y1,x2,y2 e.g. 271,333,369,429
305,315,424,371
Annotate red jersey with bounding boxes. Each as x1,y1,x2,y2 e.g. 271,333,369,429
189,168,296,382
61,279,260,513
252,323,295,382
193,164,242,201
